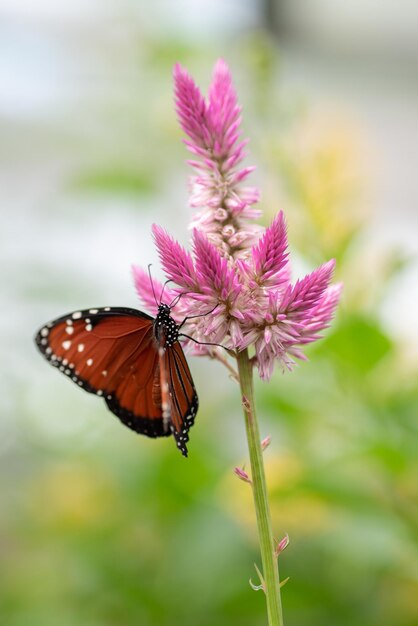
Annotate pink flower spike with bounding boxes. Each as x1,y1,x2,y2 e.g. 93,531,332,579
300,282,343,338
193,229,241,299
175,59,261,259
274,534,290,557
173,64,209,149
234,466,252,485
152,224,198,290
281,259,336,316
207,59,241,159
252,211,290,287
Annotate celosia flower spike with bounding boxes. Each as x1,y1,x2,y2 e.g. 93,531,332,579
254,213,289,281
152,225,198,291
134,59,342,380
192,229,241,301
174,59,261,259
280,259,336,315
206,59,242,160
173,64,210,151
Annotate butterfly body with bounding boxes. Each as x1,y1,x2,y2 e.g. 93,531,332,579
35,305,198,456
153,303,180,348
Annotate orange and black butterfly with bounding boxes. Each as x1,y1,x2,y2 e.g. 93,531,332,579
34,304,198,456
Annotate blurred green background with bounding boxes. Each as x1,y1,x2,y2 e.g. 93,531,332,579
1,2,418,625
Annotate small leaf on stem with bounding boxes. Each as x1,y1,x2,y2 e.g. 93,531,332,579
234,466,252,485
261,435,272,451
274,533,289,557
249,563,266,593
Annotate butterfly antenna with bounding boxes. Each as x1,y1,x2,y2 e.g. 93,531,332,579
159,279,173,305
148,264,158,307
169,291,192,309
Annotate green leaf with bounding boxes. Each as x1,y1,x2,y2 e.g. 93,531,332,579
72,167,156,196
318,314,393,373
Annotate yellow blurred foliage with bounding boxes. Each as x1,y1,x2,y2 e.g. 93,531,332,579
27,461,118,531
264,108,370,258
218,453,332,539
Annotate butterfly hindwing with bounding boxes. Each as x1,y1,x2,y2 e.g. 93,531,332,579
164,341,198,456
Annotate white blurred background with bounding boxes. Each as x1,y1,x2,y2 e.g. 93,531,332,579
1,0,417,354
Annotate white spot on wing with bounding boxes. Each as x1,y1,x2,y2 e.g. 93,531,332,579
62,340,71,350
85,324,92,332
86,358,93,366
65,326,74,335
78,344,84,352
72,312,82,319
89,309,98,314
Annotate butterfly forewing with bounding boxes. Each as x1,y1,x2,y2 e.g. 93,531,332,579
35,307,165,431
35,305,199,455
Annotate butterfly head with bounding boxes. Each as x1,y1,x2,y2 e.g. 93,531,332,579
157,303,171,316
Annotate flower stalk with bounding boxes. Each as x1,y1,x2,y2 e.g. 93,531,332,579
236,348,283,626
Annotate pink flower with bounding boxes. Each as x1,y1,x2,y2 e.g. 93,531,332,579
238,211,290,291
240,260,342,380
133,60,342,380
174,59,261,259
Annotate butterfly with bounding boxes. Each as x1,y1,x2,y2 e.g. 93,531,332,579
34,303,198,457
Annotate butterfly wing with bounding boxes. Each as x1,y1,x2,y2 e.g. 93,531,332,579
162,340,199,457
35,307,170,439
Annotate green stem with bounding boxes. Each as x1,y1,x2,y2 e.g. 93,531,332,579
236,348,284,626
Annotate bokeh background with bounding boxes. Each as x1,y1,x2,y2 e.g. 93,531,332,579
1,2,418,625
